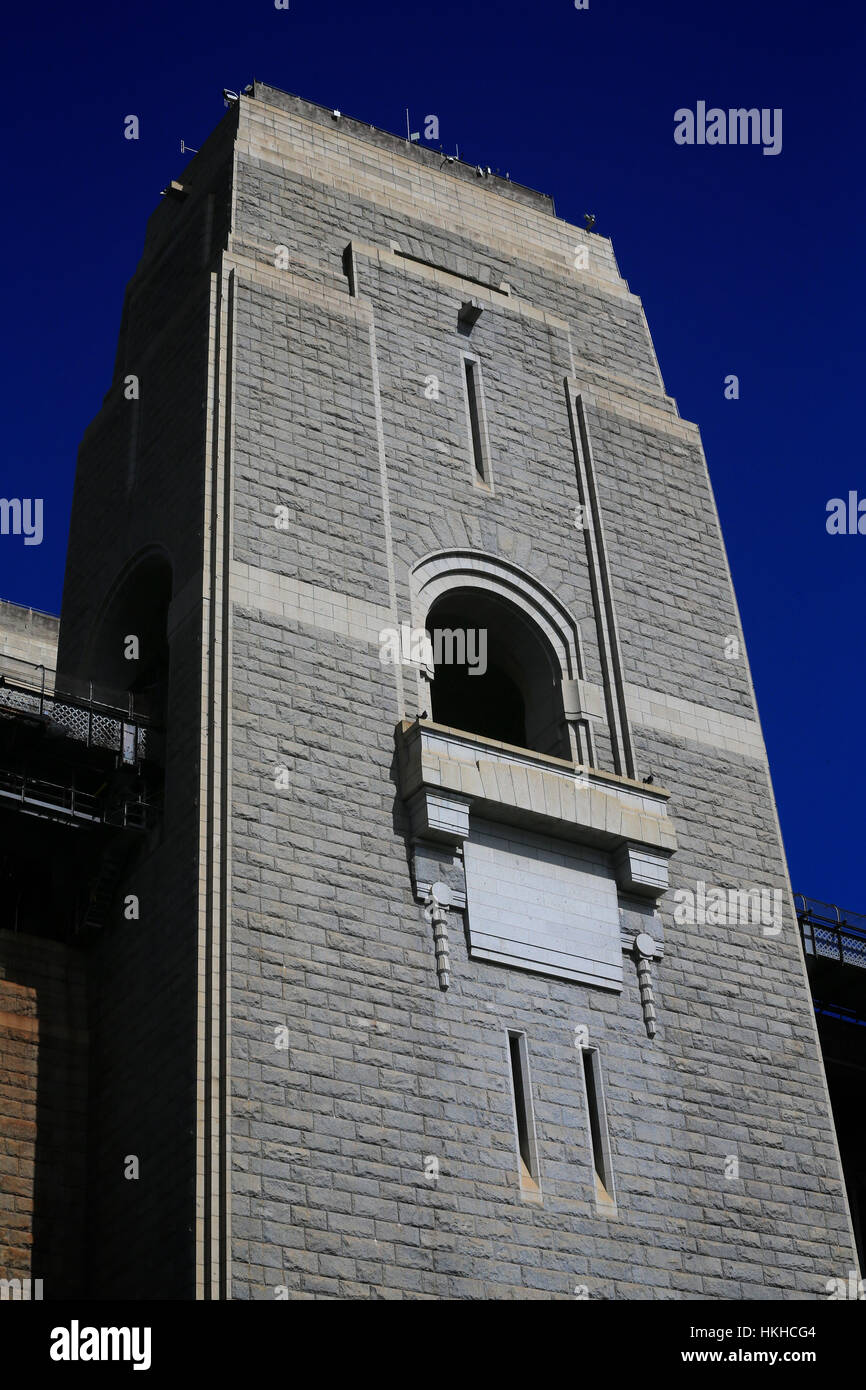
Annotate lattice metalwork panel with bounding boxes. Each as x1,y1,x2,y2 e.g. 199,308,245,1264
0,678,149,762
50,702,91,741
92,714,122,751
0,687,43,717
812,924,866,969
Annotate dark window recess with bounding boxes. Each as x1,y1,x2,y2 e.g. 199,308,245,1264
426,590,569,759
432,652,526,748
508,1032,539,1191
582,1048,614,1205
464,358,486,480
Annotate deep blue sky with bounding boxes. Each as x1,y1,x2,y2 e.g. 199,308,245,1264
0,0,863,906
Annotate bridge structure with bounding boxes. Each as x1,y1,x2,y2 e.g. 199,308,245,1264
0,652,162,936
795,893,866,1270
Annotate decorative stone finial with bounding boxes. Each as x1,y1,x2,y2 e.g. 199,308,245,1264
632,933,659,1039
424,881,453,990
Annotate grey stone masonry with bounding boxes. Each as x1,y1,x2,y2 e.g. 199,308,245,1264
55,82,856,1300
0,600,59,672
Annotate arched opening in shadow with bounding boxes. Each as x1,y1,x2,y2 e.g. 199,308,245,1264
426,589,569,759
87,552,173,722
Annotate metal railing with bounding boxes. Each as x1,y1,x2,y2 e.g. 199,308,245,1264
795,895,866,971
0,767,153,828
0,652,152,762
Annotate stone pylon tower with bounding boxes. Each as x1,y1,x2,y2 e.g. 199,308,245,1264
55,83,856,1299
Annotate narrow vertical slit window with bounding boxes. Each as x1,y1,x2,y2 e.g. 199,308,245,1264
582,1047,615,1209
507,1031,540,1195
463,356,487,482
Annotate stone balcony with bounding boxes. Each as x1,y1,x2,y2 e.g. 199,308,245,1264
396,719,676,900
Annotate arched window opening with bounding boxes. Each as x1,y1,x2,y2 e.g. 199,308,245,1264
87,553,173,723
426,589,569,759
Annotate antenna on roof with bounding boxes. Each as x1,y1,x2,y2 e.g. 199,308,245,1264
180,140,199,155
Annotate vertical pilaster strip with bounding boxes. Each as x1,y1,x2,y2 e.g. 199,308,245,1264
208,275,224,1298
366,312,403,719
207,265,234,1298
219,270,236,1300
195,268,221,1300
565,383,637,780
344,245,403,717
197,262,234,1299
207,270,225,1298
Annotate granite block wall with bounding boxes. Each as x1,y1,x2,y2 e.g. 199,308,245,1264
32,82,855,1300
217,88,856,1299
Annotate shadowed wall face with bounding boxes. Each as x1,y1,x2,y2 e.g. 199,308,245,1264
38,117,237,1298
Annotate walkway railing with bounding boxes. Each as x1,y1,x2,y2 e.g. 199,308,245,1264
795,894,866,971
0,653,152,762
0,767,153,828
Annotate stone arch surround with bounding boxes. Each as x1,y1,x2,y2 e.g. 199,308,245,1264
410,548,587,683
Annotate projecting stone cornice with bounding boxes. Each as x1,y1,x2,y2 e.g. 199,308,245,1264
396,720,675,899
